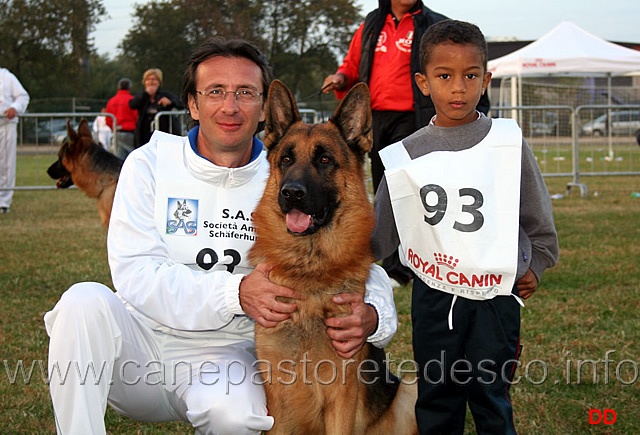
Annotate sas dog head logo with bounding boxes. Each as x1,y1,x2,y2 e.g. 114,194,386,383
166,198,198,235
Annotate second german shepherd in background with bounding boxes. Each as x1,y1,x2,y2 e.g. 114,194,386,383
250,80,417,434
47,120,122,227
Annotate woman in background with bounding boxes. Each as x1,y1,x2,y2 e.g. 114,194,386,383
129,68,183,147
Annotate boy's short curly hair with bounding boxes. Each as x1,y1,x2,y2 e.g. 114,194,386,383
419,20,488,72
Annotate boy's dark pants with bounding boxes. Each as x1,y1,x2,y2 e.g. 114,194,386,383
412,279,521,434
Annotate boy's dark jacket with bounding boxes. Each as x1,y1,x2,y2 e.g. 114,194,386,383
359,0,491,127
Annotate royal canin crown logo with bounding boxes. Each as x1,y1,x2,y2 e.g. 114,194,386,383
408,248,504,291
434,253,459,269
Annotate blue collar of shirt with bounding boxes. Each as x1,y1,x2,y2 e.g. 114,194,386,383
187,126,264,164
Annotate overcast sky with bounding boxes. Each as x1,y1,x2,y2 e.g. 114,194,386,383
93,0,640,58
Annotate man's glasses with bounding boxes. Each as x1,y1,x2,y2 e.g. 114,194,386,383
196,88,263,104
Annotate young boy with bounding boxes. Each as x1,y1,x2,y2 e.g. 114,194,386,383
372,20,559,434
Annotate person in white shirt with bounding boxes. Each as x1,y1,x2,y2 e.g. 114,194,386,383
92,107,112,150
44,37,398,434
0,67,30,213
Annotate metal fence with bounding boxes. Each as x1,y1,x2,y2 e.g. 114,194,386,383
492,105,640,197
6,107,640,197
152,110,192,136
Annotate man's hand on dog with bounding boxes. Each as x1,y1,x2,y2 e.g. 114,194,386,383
240,265,377,358
325,293,378,359
239,263,300,328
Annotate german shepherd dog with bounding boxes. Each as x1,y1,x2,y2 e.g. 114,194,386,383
250,80,417,434
47,120,122,227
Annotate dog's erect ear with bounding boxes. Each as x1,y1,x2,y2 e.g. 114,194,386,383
263,80,302,151
77,119,92,139
66,120,79,146
330,83,372,156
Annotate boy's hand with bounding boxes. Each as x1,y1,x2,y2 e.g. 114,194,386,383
517,268,538,300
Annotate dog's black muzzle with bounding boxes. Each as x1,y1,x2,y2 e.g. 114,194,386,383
47,159,74,188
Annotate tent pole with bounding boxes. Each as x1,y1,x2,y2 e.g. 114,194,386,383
607,74,614,160
510,76,518,120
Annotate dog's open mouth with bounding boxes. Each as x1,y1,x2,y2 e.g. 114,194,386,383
56,174,73,189
285,207,329,235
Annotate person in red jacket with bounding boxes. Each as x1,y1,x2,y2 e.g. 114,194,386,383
323,0,490,287
105,78,139,160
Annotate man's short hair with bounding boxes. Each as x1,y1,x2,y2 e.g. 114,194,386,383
181,37,273,110
118,78,132,91
181,37,274,131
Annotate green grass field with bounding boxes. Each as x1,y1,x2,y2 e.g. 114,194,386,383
1,153,639,432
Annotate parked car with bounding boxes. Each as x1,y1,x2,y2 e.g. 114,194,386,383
299,108,320,124
52,122,77,146
529,112,559,136
20,118,69,144
580,110,640,136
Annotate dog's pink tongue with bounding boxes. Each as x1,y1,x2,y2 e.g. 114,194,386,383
286,209,312,233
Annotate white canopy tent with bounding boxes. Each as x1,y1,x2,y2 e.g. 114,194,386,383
488,21,640,80
488,21,640,111
487,21,640,195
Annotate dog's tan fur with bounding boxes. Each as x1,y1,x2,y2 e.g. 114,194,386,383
250,80,417,434
47,120,122,227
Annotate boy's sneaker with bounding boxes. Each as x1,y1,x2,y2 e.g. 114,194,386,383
0,207,9,214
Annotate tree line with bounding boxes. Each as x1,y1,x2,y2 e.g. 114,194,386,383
1,0,363,112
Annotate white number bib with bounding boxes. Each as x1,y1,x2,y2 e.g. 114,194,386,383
155,134,269,275
380,119,522,300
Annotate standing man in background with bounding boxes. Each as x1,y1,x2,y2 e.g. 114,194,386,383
105,78,138,160
0,67,30,214
322,0,490,286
